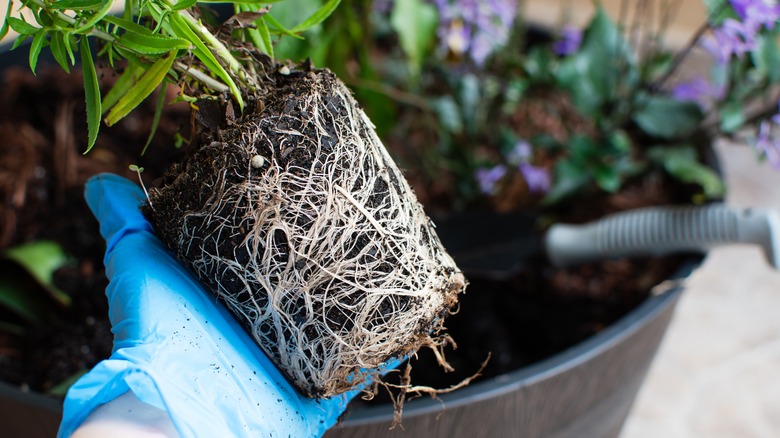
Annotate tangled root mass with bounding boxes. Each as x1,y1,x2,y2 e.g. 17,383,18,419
146,67,466,398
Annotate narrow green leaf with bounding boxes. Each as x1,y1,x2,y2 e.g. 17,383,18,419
8,17,38,35
4,240,71,307
255,16,274,58
171,0,198,10
73,0,114,33
648,146,725,198
390,0,438,79
142,82,168,155
291,0,341,33
106,51,175,126
115,30,190,55
29,30,47,75
632,96,703,139
49,31,72,73
199,0,284,3
80,37,101,154
102,15,156,35
49,0,104,10
542,159,590,205
11,33,31,50
719,100,744,133
265,13,303,39
62,31,76,65
560,6,637,112
101,62,144,114
0,0,13,41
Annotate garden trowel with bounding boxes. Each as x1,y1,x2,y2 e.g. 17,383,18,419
434,203,780,281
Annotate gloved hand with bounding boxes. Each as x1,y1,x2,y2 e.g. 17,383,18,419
59,173,375,437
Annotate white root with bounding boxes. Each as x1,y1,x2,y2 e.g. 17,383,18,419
150,69,466,398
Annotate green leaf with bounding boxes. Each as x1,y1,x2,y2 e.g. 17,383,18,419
752,33,780,83
115,30,190,55
558,6,637,113
106,51,175,126
265,13,302,39
11,33,31,50
50,31,72,73
101,62,143,114
73,0,114,33
29,30,47,75
430,96,463,135
291,0,341,33
719,100,744,133
703,0,736,25
593,163,620,192
542,159,590,205
246,15,274,57
81,37,101,153
648,145,726,198
8,17,38,35
171,0,198,11
199,0,285,3
632,96,703,139
49,0,104,10
0,0,13,41
4,240,71,307
102,15,157,35
390,0,437,79
142,82,168,155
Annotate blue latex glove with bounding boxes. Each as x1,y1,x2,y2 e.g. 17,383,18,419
59,173,366,437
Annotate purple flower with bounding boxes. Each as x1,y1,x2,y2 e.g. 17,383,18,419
507,139,532,165
755,121,780,169
519,163,551,194
475,164,508,194
671,76,725,108
433,0,519,66
372,0,393,14
704,18,758,63
553,25,583,56
730,0,780,29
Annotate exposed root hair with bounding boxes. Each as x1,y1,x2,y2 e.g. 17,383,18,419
146,67,466,398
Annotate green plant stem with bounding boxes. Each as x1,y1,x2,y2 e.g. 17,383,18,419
175,60,229,93
164,1,252,90
28,0,115,42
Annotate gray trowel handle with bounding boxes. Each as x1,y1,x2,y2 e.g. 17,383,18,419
545,203,780,269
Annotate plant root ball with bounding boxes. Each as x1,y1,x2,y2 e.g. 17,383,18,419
145,67,466,398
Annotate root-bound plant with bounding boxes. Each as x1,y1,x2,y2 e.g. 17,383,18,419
3,0,466,399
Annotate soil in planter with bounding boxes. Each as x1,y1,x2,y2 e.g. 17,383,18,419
0,65,189,393
0,65,691,402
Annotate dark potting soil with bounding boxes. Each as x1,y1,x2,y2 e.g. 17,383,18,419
0,65,689,401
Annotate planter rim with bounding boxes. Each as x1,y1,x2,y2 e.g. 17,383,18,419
338,257,697,426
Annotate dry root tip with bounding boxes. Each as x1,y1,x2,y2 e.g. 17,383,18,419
381,350,491,430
